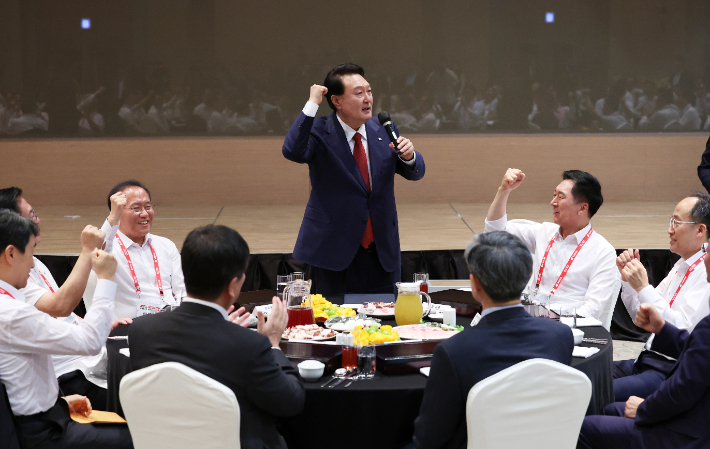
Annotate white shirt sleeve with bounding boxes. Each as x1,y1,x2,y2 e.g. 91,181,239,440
302,101,319,117
101,219,119,253
2,280,116,356
576,245,619,319
639,277,710,330
168,242,186,302
484,215,540,254
20,281,49,307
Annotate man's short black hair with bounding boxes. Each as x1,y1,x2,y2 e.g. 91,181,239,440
562,170,604,218
0,187,22,213
107,180,151,210
688,192,710,238
0,210,38,255
323,63,365,111
181,225,250,300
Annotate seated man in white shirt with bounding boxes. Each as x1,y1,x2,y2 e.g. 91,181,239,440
613,194,710,402
0,186,129,410
98,180,186,319
666,78,702,131
0,210,133,449
637,87,680,131
485,169,618,319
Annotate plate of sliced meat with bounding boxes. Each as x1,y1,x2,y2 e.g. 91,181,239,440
282,324,338,341
393,323,463,340
358,302,396,317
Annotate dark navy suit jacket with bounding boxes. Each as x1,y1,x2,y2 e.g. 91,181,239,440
696,134,710,193
129,302,305,449
282,111,425,272
635,314,710,442
413,306,574,449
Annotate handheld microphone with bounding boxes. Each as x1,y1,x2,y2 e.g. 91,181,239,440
377,111,400,154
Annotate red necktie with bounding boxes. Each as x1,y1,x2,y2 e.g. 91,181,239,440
353,133,374,248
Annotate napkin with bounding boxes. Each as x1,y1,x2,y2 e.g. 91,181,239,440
71,410,126,424
575,317,603,327
573,346,600,358
420,367,431,377
119,348,130,357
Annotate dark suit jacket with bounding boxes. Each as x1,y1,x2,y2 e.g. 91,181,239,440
696,134,710,193
413,306,574,449
282,111,425,272
634,314,710,443
129,302,305,449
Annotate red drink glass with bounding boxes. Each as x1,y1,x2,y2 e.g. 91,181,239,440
342,346,358,370
287,306,315,328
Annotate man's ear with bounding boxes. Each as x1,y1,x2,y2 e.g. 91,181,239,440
228,273,246,298
578,202,589,216
330,94,341,110
469,273,482,293
1,246,16,266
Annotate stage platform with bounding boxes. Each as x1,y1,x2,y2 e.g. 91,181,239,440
35,202,675,255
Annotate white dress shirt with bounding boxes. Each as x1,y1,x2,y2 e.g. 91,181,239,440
21,257,107,380
101,220,186,319
0,278,116,416
485,216,619,319
621,248,710,352
301,101,416,189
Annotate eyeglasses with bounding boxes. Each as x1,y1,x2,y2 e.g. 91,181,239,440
670,217,697,229
28,209,39,222
126,204,153,214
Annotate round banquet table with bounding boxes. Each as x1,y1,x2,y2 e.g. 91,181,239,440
106,314,613,449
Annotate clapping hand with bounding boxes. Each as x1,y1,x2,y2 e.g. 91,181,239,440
257,296,288,348
621,259,649,293
616,249,640,281
227,305,252,328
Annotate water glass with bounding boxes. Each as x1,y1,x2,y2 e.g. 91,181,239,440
289,272,304,282
560,306,576,328
276,275,289,300
536,293,551,318
413,272,429,293
357,345,376,379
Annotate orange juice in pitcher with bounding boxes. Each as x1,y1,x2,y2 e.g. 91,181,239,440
394,282,432,326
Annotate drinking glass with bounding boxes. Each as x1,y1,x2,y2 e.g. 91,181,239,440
413,272,429,293
289,272,304,282
357,345,376,379
560,306,576,328
276,275,289,300
536,293,551,318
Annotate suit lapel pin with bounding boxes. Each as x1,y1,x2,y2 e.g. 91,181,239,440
378,137,382,141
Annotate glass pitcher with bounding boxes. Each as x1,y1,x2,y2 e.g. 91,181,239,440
284,279,314,328
394,282,432,326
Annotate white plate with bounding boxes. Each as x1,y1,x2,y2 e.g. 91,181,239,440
393,324,461,340
358,307,395,318
281,334,337,341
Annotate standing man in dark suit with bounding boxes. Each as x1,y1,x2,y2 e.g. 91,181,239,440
413,231,574,449
578,298,710,448
697,134,710,193
129,225,305,449
283,63,425,295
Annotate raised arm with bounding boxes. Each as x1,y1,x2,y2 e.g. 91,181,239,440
486,168,525,222
282,84,327,163
32,225,106,317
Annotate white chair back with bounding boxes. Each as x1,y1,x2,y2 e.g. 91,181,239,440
599,276,621,331
466,358,591,449
120,362,240,449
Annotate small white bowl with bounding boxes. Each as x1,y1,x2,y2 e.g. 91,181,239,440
298,360,325,381
572,328,584,345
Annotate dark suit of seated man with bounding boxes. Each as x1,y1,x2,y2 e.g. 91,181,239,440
578,297,710,449
413,231,574,449
129,225,305,449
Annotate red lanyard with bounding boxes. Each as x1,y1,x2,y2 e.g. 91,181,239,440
37,271,56,293
536,227,594,295
669,253,706,307
116,234,164,300
0,287,15,299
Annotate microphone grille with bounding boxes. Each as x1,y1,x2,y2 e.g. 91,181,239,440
377,111,391,125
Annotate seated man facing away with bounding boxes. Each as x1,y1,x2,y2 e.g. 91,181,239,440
614,194,710,402
129,224,305,449
413,231,574,449
485,169,618,319
0,186,128,410
99,180,186,319
0,211,132,449
578,297,710,449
